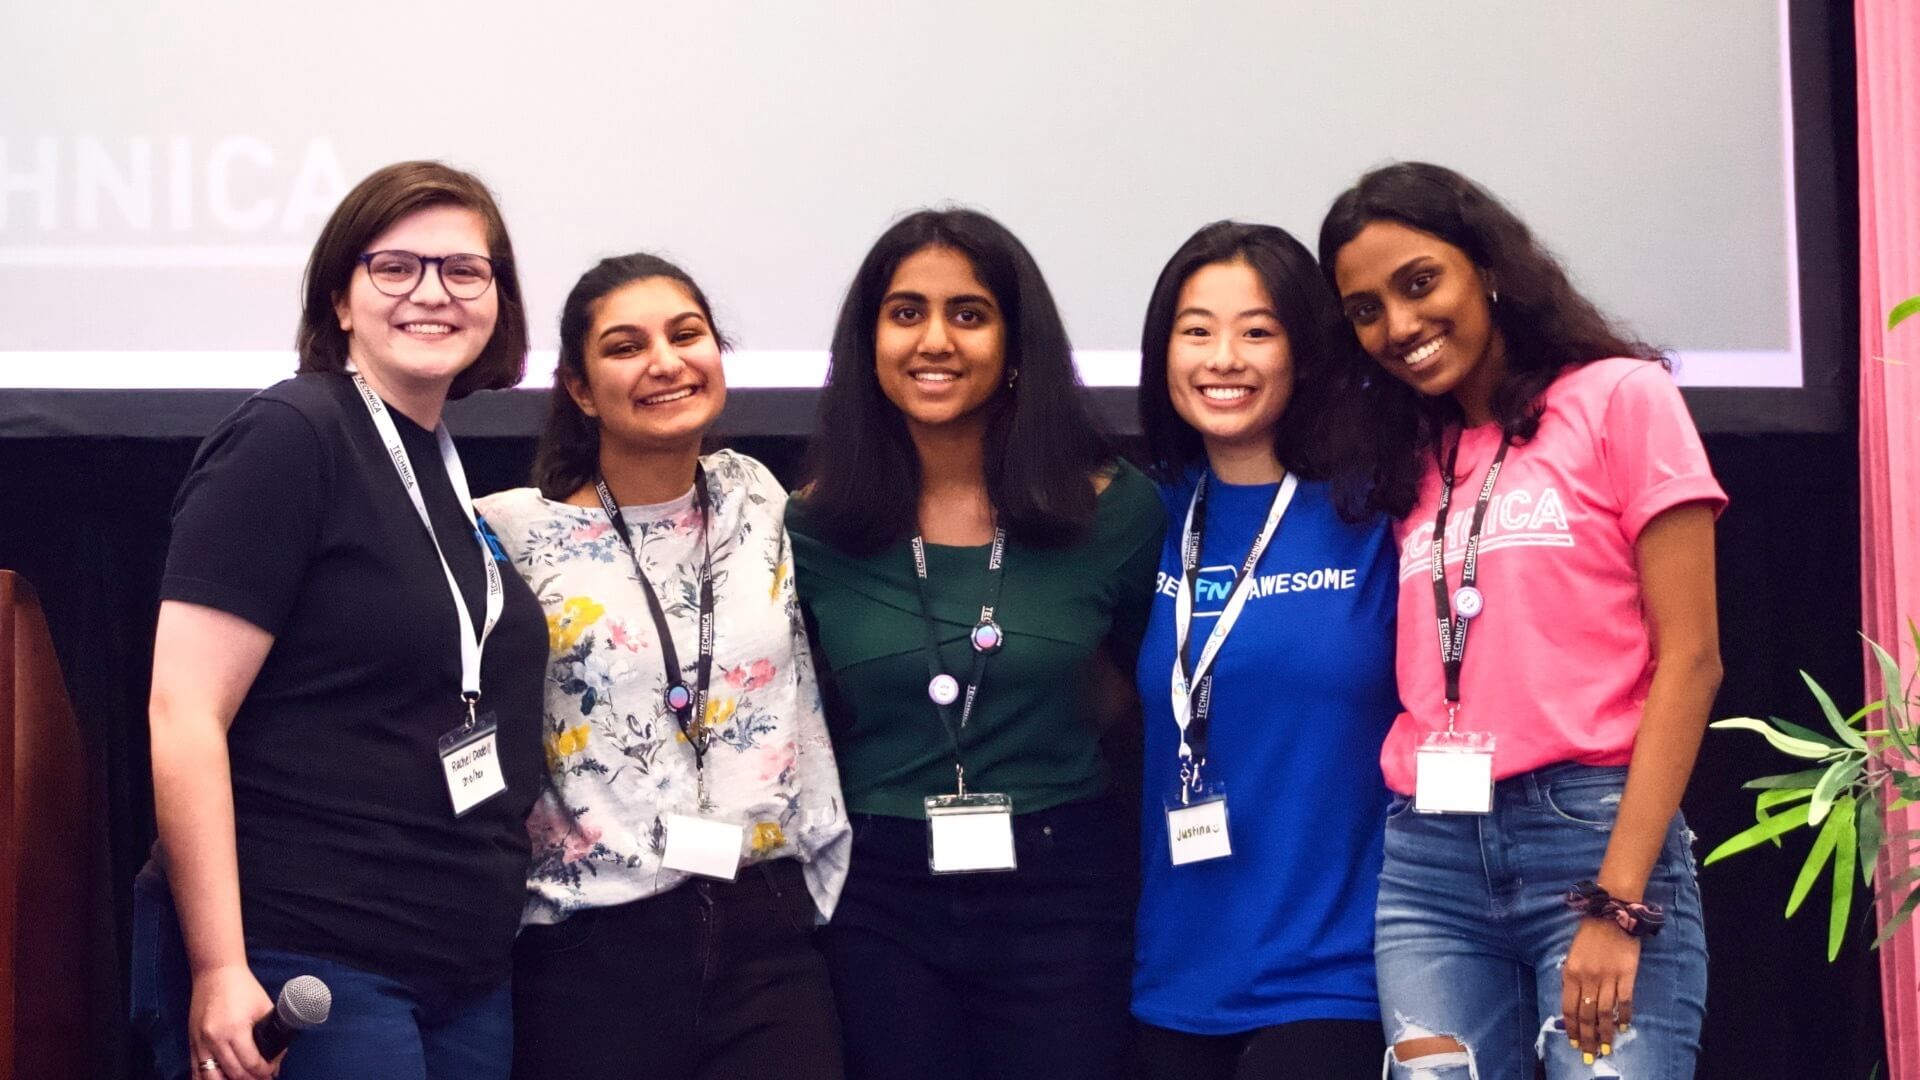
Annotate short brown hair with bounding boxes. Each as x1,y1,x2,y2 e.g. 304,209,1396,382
295,161,529,398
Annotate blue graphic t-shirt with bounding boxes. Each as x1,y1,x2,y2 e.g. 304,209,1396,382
1132,471,1399,1034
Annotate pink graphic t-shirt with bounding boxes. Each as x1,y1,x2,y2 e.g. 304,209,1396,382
1381,358,1728,795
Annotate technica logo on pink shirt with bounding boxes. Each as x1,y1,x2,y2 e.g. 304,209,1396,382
1396,486,1575,582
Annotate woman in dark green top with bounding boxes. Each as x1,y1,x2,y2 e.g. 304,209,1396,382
787,208,1165,1080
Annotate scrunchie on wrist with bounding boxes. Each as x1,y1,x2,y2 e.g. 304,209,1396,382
1565,879,1667,938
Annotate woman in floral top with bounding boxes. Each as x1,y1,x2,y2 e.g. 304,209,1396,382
477,253,851,1080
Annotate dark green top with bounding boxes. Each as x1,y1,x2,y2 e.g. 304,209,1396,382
787,461,1166,818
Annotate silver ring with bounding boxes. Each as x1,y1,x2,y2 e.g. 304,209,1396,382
197,1060,221,1074
1582,997,1596,1006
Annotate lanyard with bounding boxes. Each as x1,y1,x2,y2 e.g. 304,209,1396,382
1168,471,1297,796
351,373,502,724
593,467,716,778
910,528,1007,796
1432,435,1511,731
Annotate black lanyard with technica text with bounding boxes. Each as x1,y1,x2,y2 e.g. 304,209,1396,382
910,528,1007,796
1431,436,1511,711
594,467,716,772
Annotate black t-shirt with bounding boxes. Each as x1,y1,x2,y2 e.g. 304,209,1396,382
160,372,545,991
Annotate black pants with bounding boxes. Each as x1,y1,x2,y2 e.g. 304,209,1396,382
821,797,1138,1080
511,859,843,1080
1135,1021,1385,1080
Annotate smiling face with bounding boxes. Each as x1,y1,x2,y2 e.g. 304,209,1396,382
1166,258,1293,466
566,276,726,453
1332,219,1506,420
333,204,498,401
873,245,1007,433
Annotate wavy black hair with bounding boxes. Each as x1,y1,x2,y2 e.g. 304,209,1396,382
532,253,732,500
800,208,1111,555
1137,220,1359,486
1317,161,1666,519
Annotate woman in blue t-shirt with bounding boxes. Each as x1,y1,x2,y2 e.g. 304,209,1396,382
1131,221,1399,1078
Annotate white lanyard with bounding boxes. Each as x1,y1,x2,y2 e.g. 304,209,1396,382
351,373,503,716
1168,471,1298,762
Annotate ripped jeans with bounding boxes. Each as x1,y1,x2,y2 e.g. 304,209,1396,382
1374,764,1706,1080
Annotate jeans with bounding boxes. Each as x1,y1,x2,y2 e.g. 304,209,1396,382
130,867,512,1080
821,796,1137,1080
1135,1019,1385,1079
510,858,843,1080
1374,764,1707,1080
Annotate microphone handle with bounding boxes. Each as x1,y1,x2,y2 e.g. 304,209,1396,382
251,1011,297,1060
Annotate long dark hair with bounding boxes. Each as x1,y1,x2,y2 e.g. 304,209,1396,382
1137,220,1359,485
1317,161,1665,519
532,253,732,500
297,160,528,398
801,208,1112,555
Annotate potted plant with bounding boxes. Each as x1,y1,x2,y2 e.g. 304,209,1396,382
1704,297,1920,959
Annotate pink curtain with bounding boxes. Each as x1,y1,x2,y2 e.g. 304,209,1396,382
1858,2,1920,1075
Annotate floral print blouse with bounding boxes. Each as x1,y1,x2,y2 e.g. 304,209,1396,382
476,450,850,926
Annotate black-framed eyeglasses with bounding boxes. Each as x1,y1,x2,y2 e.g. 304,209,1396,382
356,251,499,300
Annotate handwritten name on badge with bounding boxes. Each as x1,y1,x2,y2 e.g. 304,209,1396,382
441,729,505,816
1167,799,1231,866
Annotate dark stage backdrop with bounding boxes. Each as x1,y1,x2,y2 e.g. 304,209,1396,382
0,426,1885,1078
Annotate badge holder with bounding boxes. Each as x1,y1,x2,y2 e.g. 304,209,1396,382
662,811,746,881
438,703,506,818
1165,773,1231,867
924,787,1016,875
1414,720,1496,815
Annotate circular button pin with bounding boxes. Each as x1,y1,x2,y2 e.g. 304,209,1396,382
927,673,961,706
664,684,694,711
1453,586,1485,620
970,620,1004,654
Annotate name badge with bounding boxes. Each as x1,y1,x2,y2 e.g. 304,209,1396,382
1414,731,1496,814
438,714,506,818
662,813,746,880
924,793,1016,874
1166,789,1231,866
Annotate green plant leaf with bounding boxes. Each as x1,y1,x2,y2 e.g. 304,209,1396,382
1811,758,1866,825
1866,640,1915,761
1803,671,1867,749
1754,786,1814,844
1711,717,1841,760
1744,768,1829,791
1858,795,1885,887
1769,716,1840,748
1892,772,1920,801
1787,802,1845,916
1871,885,1920,949
1829,801,1857,961
1891,295,1920,331
1705,802,1813,865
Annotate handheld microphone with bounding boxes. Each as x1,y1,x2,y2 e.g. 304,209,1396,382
251,975,332,1059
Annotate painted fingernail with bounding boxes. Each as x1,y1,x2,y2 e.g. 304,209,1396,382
1601,1043,1611,1056
1584,1052,1596,1066
1570,1038,1580,1049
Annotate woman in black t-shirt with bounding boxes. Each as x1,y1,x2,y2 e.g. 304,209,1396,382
130,162,547,1080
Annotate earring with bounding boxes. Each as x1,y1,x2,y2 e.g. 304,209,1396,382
1489,288,1500,305
1006,368,1020,389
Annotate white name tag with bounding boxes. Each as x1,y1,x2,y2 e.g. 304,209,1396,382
662,814,746,880
438,718,506,818
924,793,1017,874
1414,732,1496,814
1166,797,1232,865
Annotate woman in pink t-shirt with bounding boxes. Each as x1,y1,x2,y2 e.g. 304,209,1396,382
1319,162,1723,1080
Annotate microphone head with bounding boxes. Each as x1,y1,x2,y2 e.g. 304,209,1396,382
275,975,332,1029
